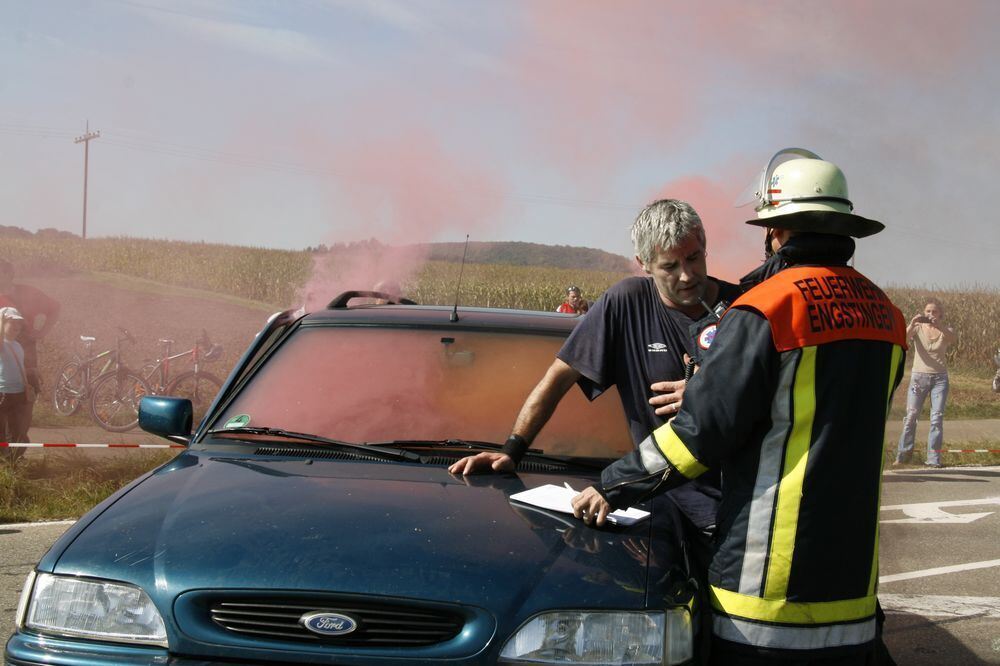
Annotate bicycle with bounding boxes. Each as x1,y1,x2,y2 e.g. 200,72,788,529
88,331,224,433
139,331,224,426
148,330,222,424
52,329,136,417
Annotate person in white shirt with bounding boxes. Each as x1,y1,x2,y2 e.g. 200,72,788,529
895,298,958,467
0,306,30,456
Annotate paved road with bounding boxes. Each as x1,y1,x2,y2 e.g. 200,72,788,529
883,419,1000,447
3,465,999,663
24,423,165,446
878,466,1000,664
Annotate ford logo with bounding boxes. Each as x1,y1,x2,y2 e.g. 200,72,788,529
300,611,359,636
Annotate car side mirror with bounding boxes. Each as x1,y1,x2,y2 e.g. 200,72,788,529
139,396,193,442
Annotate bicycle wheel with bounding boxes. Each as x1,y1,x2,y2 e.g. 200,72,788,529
53,360,87,416
89,371,150,432
139,363,167,395
166,371,223,426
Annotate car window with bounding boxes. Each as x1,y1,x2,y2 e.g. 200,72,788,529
212,326,632,459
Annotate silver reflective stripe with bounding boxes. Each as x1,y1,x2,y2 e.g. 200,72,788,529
638,434,669,474
738,349,800,596
714,615,876,650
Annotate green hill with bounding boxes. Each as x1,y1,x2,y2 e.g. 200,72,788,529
420,241,632,272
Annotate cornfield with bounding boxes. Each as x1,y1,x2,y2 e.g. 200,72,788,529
883,287,1000,371
409,261,628,311
5,236,312,306
4,236,998,369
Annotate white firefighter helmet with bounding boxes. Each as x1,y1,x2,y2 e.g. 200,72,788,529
742,148,883,237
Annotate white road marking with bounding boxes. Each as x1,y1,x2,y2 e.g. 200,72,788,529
880,496,1000,524
880,559,1000,584
0,519,76,530
889,466,1000,472
880,594,1000,619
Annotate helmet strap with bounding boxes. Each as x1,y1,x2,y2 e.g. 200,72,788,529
763,228,775,260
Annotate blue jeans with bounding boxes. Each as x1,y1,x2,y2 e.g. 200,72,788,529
896,372,949,465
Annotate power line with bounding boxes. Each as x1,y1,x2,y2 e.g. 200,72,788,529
5,121,998,252
96,130,636,211
2,120,636,212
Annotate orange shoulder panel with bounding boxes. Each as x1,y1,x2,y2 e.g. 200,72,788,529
732,266,906,352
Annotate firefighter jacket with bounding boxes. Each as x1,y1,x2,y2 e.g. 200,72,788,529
598,257,907,654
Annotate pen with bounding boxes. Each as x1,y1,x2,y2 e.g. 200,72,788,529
564,482,575,493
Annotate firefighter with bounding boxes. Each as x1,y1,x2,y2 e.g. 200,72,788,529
572,149,907,664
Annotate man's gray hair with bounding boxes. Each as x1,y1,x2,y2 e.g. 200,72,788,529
631,199,706,265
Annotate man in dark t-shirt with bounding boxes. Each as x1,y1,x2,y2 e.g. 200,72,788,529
450,199,741,537
557,274,740,528
0,258,60,443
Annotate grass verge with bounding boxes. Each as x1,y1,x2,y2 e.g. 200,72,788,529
887,366,1000,420
82,271,276,312
1,451,176,524
884,438,1000,468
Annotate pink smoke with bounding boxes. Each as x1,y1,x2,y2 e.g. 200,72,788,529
292,122,507,311
651,156,763,283
500,2,981,185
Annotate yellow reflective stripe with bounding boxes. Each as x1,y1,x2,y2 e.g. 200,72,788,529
652,422,708,479
869,344,905,595
763,346,817,600
884,344,904,419
710,586,876,625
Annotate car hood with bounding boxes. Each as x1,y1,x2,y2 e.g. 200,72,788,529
51,451,669,620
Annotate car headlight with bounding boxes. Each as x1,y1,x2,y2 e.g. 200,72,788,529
21,572,168,647
499,609,692,665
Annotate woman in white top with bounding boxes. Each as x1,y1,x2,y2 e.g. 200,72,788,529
895,298,958,467
0,306,30,450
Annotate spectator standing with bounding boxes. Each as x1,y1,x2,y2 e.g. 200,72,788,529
0,307,31,459
0,258,60,437
895,298,958,467
993,347,1000,393
555,285,589,314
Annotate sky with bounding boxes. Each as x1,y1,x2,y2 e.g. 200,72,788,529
2,0,999,288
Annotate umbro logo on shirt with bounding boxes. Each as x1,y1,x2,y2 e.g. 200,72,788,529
647,342,670,353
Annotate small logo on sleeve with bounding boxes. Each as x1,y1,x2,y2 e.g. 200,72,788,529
697,324,718,350
647,342,670,353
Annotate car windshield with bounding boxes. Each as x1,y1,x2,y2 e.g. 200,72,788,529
212,326,632,459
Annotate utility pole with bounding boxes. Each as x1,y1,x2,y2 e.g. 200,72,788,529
73,121,100,240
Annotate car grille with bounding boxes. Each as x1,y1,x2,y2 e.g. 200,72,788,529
209,598,464,646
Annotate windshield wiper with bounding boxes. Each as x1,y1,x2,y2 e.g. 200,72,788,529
370,438,541,454
371,439,607,470
205,427,422,463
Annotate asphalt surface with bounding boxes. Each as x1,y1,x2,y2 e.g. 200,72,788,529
3,465,999,664
878,465,1000,664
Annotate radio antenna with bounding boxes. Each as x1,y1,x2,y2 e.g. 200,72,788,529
450,234,470,322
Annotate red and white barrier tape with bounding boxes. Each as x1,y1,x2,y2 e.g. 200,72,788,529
943,449,1000,454
1,442,186,449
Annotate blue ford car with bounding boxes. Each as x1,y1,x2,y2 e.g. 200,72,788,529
7,293,699,665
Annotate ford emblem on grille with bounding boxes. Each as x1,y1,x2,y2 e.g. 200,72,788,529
300,611,359,636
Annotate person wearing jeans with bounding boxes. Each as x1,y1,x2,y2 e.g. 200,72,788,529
896,298,957,467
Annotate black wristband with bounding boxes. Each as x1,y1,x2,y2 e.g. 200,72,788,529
501,434,529,463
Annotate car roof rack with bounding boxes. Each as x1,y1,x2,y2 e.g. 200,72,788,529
327,291,418,309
